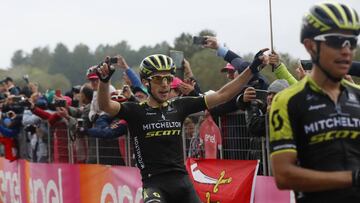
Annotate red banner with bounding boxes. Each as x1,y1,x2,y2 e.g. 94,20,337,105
186,158,258,203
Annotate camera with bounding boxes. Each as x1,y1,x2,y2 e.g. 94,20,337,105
24,124,37,134
193,36,208,45
109,57,118,65
12,96,24,103
76,118,86,137
54,99,67,108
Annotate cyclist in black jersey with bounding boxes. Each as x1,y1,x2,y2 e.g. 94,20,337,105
269,2,360,203
93,51,268,202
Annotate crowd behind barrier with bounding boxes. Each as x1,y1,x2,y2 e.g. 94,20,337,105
0,28,358,202
12,110,271,175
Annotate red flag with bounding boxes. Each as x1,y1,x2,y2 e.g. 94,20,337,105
186,158,258,203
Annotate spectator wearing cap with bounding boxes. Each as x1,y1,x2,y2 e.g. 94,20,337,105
86,66,116,123
221,63,236,80
3,77,20,96
132,86,148,103
205,37,269,120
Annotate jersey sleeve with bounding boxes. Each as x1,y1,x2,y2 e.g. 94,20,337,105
269,92,297,157
116,102,137,121
174,96,207,116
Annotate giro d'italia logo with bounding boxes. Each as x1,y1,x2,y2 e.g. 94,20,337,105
271,109,283,131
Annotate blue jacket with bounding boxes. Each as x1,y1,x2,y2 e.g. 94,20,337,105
86,115,127,139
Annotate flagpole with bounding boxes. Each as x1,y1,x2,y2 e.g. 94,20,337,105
269,0,275,71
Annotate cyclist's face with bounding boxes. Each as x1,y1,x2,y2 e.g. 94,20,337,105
318,31,356,78
149,72,173,102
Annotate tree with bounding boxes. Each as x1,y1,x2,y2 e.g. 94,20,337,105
70,44,96,85
189,49,228,91
29,47,52,71
49,43,72,75
11,50,29,67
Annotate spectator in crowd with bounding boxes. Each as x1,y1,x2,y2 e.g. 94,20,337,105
21,93,49,162
31,96,73,163
239,79,289,137
184,117,203,158
270,2,360,202
78,91,129,166
0,110,22,161
132,86,148,103
3,77,20,96
205,37,269,118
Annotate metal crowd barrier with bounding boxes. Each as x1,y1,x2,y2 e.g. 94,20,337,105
15,111,271,174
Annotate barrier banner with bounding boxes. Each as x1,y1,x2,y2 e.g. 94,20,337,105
0,158,143,203
254,176,294,203
186,158,258,203
0,157,294,203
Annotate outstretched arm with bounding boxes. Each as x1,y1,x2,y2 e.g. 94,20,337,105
205,48,269,109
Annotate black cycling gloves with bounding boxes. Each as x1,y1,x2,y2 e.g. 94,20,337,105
94,58,116,83
249,49,267,74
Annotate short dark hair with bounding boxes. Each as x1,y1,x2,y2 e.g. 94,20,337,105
81,85,93,101
4,77,13,83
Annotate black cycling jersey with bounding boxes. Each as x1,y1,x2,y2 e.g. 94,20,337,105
117,96,207,179
270,76,360,203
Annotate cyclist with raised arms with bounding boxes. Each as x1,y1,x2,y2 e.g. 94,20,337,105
270,2,360,203
94,52,268,202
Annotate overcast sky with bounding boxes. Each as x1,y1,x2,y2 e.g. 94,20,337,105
1,0,359,68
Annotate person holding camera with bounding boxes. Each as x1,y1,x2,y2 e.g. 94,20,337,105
94,50,268,202
204,37,269,117
238,79,289,138
30,95,74,163
270,2,360,202
0,109,22,161
2,77,20,96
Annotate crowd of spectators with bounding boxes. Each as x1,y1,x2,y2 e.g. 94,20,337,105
0,36,357,169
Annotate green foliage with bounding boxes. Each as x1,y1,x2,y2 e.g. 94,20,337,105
7,31,360,91
0,65,71,92
189,49,227,91
11,50,29,67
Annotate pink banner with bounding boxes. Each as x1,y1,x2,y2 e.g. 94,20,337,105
0,158,293,203
0,158,142,203
254,176,294,203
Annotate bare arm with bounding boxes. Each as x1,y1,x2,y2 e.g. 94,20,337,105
98,81,120,117
205,67,252,109
271,152,352,192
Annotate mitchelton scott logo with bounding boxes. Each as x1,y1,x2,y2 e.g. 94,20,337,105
190,163,232,203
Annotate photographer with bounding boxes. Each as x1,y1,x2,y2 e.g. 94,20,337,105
22,95,49,162
238,79,289,137
0,110,22,161
31,96,73,163
204,37,269,117
2,77,20,96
